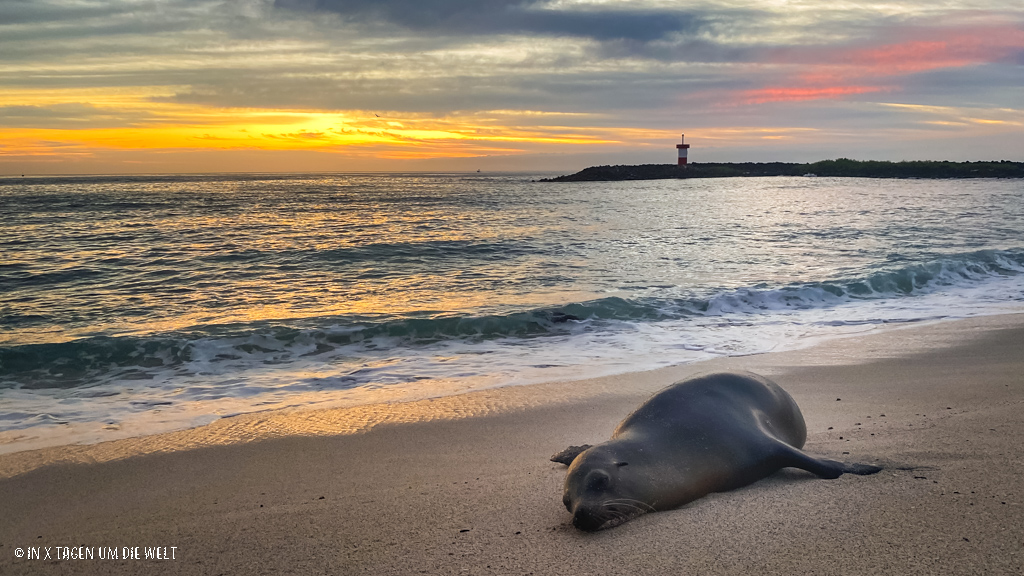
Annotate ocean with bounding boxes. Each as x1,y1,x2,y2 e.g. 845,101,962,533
2,173,1023,453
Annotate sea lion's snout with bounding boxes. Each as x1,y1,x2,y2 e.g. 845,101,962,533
566,469,635,531
571,500,644,532
563,448,649,531
571,504,610,532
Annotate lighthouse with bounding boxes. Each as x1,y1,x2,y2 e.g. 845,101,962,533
676,134,690,167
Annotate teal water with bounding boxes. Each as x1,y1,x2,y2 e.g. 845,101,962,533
2,173,1023,451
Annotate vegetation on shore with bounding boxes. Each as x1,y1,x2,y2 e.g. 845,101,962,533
541,159,1024,182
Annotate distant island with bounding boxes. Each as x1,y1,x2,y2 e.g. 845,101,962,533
541,159,1024,182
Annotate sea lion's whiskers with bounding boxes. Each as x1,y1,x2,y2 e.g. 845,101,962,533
604,498,655,513
598,511,630,530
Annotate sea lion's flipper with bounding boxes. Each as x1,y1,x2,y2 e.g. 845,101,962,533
836,462,884,475
775,443,882,478
550,444,593,466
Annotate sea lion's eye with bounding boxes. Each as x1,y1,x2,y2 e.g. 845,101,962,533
585,470,610,491
615,462,628,467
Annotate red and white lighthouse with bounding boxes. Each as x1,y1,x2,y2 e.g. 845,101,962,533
676,134,690,167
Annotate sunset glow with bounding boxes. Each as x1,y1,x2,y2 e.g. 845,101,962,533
1,0,1021,172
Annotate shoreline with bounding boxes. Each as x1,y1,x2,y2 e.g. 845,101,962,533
0,313,1021,479
3,313,1023,574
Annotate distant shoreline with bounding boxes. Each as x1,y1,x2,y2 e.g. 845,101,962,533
541,159,1024,182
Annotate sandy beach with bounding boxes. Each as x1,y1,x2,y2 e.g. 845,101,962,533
2,314,1023,575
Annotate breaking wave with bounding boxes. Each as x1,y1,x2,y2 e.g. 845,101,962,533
4,248,1022,394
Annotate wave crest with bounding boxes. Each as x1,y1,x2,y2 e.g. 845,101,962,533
2,248,1022,390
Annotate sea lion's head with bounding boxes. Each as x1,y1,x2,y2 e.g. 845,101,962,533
562,445,652,531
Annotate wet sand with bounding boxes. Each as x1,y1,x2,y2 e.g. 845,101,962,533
2,314,1023,575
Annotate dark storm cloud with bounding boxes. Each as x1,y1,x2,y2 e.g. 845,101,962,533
275,0,708,42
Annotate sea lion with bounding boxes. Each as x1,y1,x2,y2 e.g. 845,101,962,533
555,371,881,531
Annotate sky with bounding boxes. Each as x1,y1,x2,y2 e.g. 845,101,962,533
1,0,1022,174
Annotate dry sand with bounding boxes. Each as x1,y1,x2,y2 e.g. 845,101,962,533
2,314,1023,575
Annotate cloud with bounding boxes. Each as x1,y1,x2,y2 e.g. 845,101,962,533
2,0,1022,170
737,85,888,105
0,0,126,26
0,103,145,129
274,0,709,42
704,23,1024,107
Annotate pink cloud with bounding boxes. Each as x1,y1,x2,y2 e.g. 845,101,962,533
844,27,1024,75
737,85,886,105
734,25,1024,105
